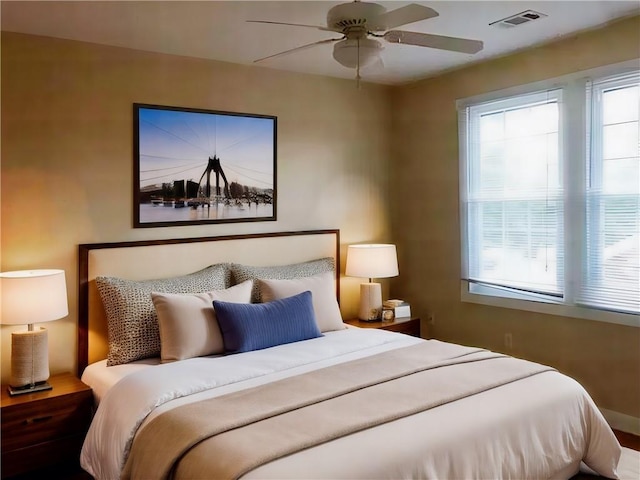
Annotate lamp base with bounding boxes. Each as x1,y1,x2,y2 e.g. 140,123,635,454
10,328,51,390
358,282,383,322
7,381,52,396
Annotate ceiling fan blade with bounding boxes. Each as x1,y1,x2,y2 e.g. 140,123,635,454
246,20,339,33
253,38,343,63
373,4,439,30
384,30,483,54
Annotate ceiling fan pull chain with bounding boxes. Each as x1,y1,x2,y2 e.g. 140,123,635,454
356,37,361,88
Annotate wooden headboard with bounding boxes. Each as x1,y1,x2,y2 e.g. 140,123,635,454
77,230,340,376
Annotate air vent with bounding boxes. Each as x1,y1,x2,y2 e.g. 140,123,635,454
490,10,547,28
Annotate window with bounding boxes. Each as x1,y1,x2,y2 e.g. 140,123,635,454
459,65,639,324
580,75,639,314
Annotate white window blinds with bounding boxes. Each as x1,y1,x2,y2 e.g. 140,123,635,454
463,90,564,297
578,73,640,314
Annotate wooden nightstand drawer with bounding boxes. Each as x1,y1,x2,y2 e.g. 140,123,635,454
1,373,93,479
382,318,421,336
345,317,422,337
2,392,92,451
1,434,87,479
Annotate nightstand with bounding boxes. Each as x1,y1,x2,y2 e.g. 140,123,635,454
1,372,93,479
344,317,422,337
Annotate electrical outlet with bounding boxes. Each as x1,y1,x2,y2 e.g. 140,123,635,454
427,313,435,325
504,333,513,349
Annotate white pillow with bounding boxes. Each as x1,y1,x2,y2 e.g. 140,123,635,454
151,280,253,362
258,272,344,333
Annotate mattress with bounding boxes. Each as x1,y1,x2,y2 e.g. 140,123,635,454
80,328,621,480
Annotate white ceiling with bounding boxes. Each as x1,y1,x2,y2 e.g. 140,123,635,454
2,1,638,85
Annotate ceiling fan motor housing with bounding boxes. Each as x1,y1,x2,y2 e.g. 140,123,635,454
327,2,387,32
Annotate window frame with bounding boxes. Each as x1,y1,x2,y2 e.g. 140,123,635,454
578,73,640,314
464,88,565,297
457,60,640,328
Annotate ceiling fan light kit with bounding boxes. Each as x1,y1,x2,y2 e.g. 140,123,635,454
249,1,484,81
333,37,382,68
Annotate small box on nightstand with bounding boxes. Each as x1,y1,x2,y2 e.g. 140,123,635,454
383,299,412,319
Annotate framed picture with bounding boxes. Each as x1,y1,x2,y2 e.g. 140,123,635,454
134,103,277,228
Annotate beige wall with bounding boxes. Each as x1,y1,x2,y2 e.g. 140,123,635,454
390,16,640,419
0,32,393,381
2,16,639,422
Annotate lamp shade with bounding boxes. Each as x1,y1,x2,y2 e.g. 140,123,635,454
345,244,399,279
0,269,69,325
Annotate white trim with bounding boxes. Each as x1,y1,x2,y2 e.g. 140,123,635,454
461,281,640,328
458,106,470,279
600,408,640,436
562,74,588,306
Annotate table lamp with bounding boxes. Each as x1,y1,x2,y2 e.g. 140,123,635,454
346,244,399,321
0,269,68,396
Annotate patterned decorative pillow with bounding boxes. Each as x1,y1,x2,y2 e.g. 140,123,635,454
257,271,344,333
96,264,230,366
230,257,335,302
214,291,322,354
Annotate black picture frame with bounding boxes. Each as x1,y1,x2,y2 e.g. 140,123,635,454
133,103,277,228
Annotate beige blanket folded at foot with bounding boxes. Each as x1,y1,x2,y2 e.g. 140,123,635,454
122,343,553,480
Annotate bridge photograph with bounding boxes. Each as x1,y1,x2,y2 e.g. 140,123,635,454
134,103,276,227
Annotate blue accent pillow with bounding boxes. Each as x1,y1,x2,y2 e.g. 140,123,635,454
214,290,322,354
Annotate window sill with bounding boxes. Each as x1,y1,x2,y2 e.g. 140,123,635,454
460,281,639,328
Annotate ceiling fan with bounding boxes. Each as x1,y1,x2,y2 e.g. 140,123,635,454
248,1,484,83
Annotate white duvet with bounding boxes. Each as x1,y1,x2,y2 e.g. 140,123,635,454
81,328,621,480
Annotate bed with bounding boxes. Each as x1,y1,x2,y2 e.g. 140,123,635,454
77,230,622,480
